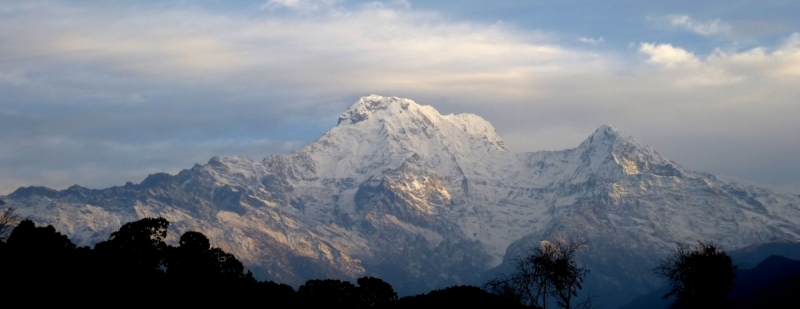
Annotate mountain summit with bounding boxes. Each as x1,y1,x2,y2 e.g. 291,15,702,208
4,95,800,307
337,96,506,153
307,95,507,178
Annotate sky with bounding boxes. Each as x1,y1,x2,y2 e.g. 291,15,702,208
1,0,800,195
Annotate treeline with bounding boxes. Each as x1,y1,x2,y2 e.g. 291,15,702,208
0,216,520,307
6,211,791,308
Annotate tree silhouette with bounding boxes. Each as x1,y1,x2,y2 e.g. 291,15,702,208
388,285,523,308
2,219,88,300
170,231,254,283
0,216,296,306
299,279,358,308
486,239,591,309
167,231,214,280
0,201,20,242
208,247,250,280
356,276,398,307
92,217,170,283
655,241,737,309
5,220,80,267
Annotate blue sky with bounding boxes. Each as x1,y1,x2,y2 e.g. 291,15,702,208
2,0,800,194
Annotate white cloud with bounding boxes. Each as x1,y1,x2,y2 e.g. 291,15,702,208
0,2,595,102
261,0,338,11
577,37,604,45
639,43,700,68
660,14,732,36
361,0,411,10
1,2,800,192
639,36,800,86
638,43,737,86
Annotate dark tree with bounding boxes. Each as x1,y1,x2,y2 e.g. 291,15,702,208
654,241,737,309
0,201,20,242
92,217,170,280
2,219,89,300
388,285,524,308
252,280,297,305
356,276,398,307
5,220,80,267
299,279,358,309
167,231,214,280
0,216,288,306
166,230,254,282
486,239,591,309
294,277,399,309
208,247,251,280
179,230,211,250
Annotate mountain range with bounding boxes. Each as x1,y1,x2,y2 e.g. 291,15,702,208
4,95,800,308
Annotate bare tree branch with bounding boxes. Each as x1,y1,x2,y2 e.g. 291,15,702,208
485,237,591,309
0,201,21,242
654,241,737,308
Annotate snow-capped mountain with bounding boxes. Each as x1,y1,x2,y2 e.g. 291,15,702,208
4,95,800,307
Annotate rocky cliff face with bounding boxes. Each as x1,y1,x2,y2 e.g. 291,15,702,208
4,95,800,307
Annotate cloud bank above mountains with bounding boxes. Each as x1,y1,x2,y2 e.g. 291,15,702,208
1,0,799,194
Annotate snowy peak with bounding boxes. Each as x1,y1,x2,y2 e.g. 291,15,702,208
336,95,504,151
443,113,507,152
581,124,634,147
294,95,507,180
575,125,681,177
337,95,411,125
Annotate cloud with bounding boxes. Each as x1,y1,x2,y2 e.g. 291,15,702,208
639,43,699,68
0,1,596,102
637,42,736,86
656,14,732,37
261,0,339,11
577,37,604,45
639,36,800,86
1,1,800,194
361,0,411,10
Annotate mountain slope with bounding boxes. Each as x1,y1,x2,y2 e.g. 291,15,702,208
4,95,800,307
